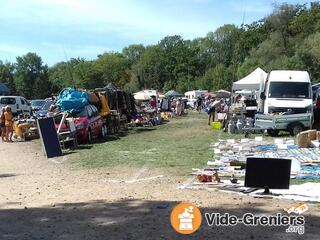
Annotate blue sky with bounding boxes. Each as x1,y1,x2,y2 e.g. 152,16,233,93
0,0,314,66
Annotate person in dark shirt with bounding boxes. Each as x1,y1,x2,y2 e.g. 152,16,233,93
0,107,6,142
196,96,203,113
316,96,320,109
150,96,157,109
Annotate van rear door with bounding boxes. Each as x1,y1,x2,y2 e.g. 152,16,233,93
0,97,17,113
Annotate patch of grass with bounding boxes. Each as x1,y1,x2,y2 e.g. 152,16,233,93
291,178,320,184
69,112,228,174
67,113,320,182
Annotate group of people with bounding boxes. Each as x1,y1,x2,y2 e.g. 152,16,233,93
0,106,14,142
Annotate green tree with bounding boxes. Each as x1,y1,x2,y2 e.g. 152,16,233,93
266,3,304,54
0,61,15,93
233,20,268,65
122,44,145,65
134,45,166,89
296,32,320,83
157,35,200,90
204,24,241,67
290,2,320,38
202,64,234,91
123,72,140,93
49,59,81,91
94,52,130,88
72,61,103,89
237,59,260,79
14,53,51,99
49,58,104,91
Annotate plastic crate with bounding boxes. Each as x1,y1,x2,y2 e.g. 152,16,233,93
211,121,221,129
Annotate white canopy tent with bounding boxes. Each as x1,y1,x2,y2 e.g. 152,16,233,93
134,90,158,101
232,68,267,92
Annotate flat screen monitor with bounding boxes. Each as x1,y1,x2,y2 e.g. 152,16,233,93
245,158,291,195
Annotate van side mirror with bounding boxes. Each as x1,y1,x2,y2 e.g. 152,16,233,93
260,92,266,100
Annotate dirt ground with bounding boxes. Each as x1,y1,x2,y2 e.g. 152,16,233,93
0,141,320,240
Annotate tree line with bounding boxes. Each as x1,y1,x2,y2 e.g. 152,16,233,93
1,2,320,99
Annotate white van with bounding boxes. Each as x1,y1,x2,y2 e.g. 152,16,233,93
0,96,32,115
260,71,313,115
184,90,208,107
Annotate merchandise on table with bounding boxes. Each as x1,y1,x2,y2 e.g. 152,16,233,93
207,137,320,179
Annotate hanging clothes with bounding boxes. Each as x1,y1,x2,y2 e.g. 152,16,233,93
129,93,137,116
160,98,171,112
99,93,110,117
105,89,117,110
117,91,127,111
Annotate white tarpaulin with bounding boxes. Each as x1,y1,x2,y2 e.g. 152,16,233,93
252,182,320,202
232,68,267,91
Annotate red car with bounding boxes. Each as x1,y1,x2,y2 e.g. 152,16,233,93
56,105,105,143
74,105,104,143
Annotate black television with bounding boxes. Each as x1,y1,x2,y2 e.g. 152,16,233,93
245,158,291,195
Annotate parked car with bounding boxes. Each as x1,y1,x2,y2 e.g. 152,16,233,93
30,99,46,111
75,105,105,143
35,100,54,117
55,105,104,143
0,96,31,115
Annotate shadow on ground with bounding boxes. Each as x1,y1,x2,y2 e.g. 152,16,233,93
133,128,157,133
0,199,318,240
0,174,18,178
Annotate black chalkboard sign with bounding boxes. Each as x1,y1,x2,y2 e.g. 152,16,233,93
37,117,62,158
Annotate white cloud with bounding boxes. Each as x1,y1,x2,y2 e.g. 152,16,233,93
229,1,272,14
41,42,112,56
0,0,212,40
0,42,30,55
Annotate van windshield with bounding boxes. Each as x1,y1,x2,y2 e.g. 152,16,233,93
268,82,311,99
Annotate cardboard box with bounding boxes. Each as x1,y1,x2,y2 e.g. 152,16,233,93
296,131,310,148
317,131,320,140
307,129,317,141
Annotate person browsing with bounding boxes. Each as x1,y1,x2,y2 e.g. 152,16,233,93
4,106,14,142
0,107,6,142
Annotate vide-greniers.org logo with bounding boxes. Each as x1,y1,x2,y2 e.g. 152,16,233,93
205,213,305,235
170,202,202,235
170,202,305,235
